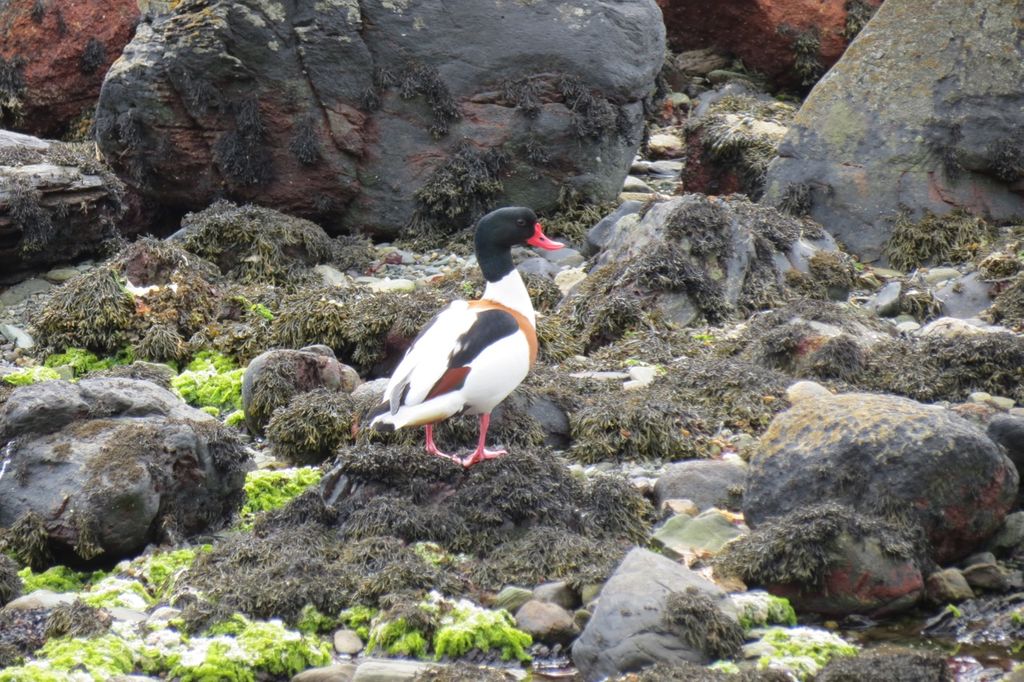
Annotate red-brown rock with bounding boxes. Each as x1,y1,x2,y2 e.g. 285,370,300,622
657,0,883,88
0,0,138,138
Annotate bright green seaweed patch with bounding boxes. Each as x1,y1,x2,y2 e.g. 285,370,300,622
731,591,798,631
18,565,103,594
295,604,339,635
35,633,135,679
433,598,532,662
3,366,61,386
340,605,378,640
204,615,332,677
44,347,130,377
134,546,210,601
366,592,532,663
82,575,154,610
752,626,858,680
238,467,323,528
171,351,245,414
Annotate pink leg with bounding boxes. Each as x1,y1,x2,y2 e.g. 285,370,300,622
424,424,458,462
460,413,508,468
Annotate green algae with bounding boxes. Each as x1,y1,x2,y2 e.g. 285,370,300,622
294,604,338,635
44,347,129,378
34,633,135,679
18,565,96,594
238,467,323,528
366,592,532,663
3,366,61,386
171,351,245,414
434,599,531,663
81,576,153,610
340,605,378,640
752,626,858,680
731,591,798,631
204,614,332,677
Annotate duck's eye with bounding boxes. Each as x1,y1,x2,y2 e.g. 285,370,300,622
516,218,525,226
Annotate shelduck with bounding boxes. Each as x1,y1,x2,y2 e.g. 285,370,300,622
369,206,563,467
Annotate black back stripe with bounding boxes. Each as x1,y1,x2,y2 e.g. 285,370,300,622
449,309,519,367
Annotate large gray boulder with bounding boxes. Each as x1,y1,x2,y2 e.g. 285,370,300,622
0,378,250,565
572,547,741,681
746,392,1018,565
762,0,1024,263
95,0,665,236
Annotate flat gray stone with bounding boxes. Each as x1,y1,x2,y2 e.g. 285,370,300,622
0,278,52,307
352,659,434,682
292,663,357,682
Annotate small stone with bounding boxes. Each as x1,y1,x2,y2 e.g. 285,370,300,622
352,659,433,681
969,392,1015,410
515,600,577,644
568,370,630,381
620,191,657,203
314,264,351,287
4,589,76,610
925,568,974,602
108,607,148,623
0,323,34,349
661,498,700,517
895,321,920,334
293,663,357,682
962,563,1011,592
786,380,832,404
533,581,579,610
647,132,685,157
648,160,684,177
494,585,533,613
579,583,604,607
868,281,902,317
622,176,653,193
147,606,182,625
0,278,52,307
540,246,586,267
651,509,744,559
42,267,81,283
988,511,1024,553
554,266,586,296
963,551,997,566
923,267,961,284
367,277,416,293
518,257,561,278
626,365,658,387
333,629,364,655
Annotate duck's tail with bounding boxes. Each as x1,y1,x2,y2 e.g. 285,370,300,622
367,394,463,431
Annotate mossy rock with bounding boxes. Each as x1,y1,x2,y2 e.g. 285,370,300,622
242,347,359,435
256,443,649,590
31,266,136,354
815,648,952,682
266,388,359,465
0,554,20,606
176,200,373,285
179,527,457,630
608,662,792,681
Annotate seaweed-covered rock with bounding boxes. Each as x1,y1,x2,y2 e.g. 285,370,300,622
572,547,740,682
659,0,881,89
0,378,250,567
761,0,1024,263
0,0,138,138
0,132,129,281
746,392,1018,564
564,195,837,350
95,0,664,236
0,554,20,606
607,661,792,682
179,528,455,629
715,503,924,616
815,648,953,682
266,388,359,465
316,444,652,555
173,201,373,285
681,93,796,199
242,346,360,435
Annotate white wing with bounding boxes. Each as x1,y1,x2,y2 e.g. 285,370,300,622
383,300,475,411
